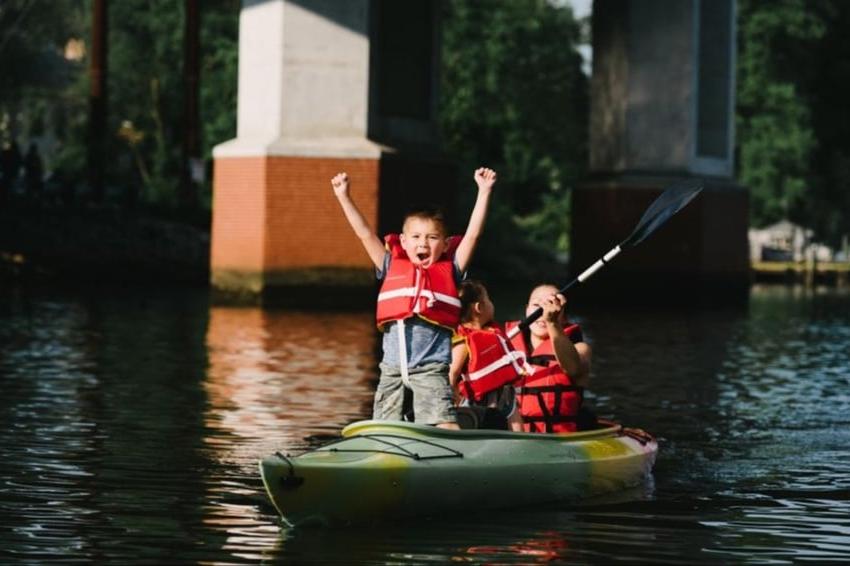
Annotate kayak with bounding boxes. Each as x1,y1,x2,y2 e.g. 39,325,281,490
259,419,658,527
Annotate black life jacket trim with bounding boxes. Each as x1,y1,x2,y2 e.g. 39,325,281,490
519,384,585,433
525,354,556,367
519,384,583,394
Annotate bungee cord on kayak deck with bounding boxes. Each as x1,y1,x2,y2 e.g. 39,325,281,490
314,434,464,461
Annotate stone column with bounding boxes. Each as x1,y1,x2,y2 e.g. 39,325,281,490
211,0,450,305
574,0,748,303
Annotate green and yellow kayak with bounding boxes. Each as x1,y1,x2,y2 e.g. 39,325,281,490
259,419,658,527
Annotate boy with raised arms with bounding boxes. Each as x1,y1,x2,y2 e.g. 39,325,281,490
331,168,497,429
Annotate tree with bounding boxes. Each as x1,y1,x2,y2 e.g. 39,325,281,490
1,0,238,212
105,0,238,210
198,0,239,197
439,0,588,265
109,0,193,206
737,0,850,247
736,0,822,228
0,0,87,143
804,1,850,247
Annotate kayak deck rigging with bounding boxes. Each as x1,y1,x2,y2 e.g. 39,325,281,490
282,433,465,461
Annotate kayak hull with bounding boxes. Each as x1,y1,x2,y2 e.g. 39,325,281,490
259,420,657,527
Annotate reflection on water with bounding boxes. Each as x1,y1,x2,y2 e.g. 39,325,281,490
0,285,849,563
200,307,377,561
204,306,376,460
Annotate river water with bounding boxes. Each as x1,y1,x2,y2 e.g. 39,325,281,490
1,284,848,564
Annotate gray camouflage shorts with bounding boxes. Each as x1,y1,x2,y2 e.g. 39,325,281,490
372,362,457,425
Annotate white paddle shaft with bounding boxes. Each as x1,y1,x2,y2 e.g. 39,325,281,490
577,245,622,282
505,245,622,340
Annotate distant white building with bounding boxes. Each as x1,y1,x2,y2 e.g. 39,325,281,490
748,220,834,262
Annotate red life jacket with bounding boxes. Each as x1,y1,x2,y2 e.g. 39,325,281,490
506,320,584,433
456,323,526,402
375,234,462,331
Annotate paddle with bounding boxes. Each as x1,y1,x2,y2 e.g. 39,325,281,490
506,179,704,338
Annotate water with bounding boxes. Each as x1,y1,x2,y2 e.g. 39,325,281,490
1,284,849,564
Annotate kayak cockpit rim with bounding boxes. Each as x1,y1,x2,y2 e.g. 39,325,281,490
340,419,628,441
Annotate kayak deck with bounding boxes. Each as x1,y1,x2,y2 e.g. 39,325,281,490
310,432,465,460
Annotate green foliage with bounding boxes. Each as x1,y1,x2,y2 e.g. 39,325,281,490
0,0,87,142
0,0,85,92
803,2,850,247
1,0,238,212
199,5,239,167
9,0,845,251
106,0,238,209
439,0,588,267
514,189,571,257
737,0,850,246
736,0,822,227
108,0,181,204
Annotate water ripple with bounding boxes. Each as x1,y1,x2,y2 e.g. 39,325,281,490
1,287,849,563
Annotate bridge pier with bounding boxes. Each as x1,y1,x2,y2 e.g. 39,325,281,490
572,0,748,303
210,0,450,305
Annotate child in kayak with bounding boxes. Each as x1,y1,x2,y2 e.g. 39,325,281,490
450,279,525,431
506,284,593,433
331,168,497,429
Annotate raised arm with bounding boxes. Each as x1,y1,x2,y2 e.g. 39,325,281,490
542,294,592,386
331,172,385,269
454,167,496,273
551,329,592,387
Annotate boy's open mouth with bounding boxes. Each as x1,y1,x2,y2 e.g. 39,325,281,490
417,252,429,261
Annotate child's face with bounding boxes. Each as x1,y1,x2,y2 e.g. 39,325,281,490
477,289,495,325
400,217,447,268
526,285,562,338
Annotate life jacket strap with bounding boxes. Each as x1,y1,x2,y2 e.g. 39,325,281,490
397,318,410,388
522,415,579,423
519,384,583,394
466,350,526,382
520,384,583,433
377,287,462,308
525,354,557,366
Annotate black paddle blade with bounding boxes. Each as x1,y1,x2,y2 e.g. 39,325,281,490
622,180,703,248
512,179,703,335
